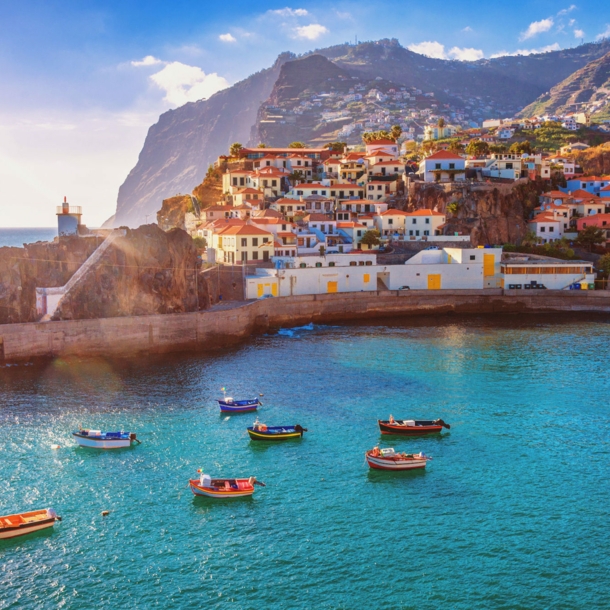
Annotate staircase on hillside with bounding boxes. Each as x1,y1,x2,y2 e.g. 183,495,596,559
36,229,126,321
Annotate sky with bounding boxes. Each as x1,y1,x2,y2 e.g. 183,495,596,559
0,1,609,228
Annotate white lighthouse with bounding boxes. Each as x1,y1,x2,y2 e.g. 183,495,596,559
56,196,83,236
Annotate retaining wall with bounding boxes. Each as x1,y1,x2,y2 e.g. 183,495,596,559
1,290,610,362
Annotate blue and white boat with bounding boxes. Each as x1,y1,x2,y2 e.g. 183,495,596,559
217,387,261,413
72,429,140,449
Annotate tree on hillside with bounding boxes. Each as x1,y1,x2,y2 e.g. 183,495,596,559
437,117,446,129
289,170,304,182
465,140,489,156
360,229,381,247
390,125,402,142
509,141,533,155
421,140,437,155
288,141,306,148
597,252,610,275
576,225,605,251
448,140,464,154
229,142,243,157
489,144,507,154
324,141,347,152
257,143,268,148
521,230,541,246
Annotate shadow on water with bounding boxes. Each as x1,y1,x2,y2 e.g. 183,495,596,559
0,526,58,548
366,468,427,484
378,433,449,445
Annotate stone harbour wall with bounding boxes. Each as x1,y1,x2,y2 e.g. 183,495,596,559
1,289,610,362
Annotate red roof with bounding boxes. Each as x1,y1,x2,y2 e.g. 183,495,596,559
380,209,410,216
571,189,598,199
405,209,445,216
425,151,464,160
219,225,274,236
367,139,396,145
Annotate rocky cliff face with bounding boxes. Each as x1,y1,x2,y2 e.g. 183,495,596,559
112,55,289,228
574,142,610,175
111,40,610,229
409,181,545,246
0,237,103,324
53,225,207,320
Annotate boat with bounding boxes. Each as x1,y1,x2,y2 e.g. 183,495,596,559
217,387,261,413
0,508,61,539
189,471,265,498
247,419,307,441
378,417,450,436
72,429,140,449
365,447,430,470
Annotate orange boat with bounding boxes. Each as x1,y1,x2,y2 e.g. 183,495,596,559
189,471,265,499
0,508,61,539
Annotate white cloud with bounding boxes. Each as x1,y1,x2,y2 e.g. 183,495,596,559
293,24,329,40
461,26,473,33
448,46,484,61
219,33,236,43
558,5,577,16
131,55,164,67
520,18,554,41
574,28,585,38
569,19,576,26
491,43,561,58
408,41,447,59
149,62,229,106
269,8,308,17
596,25,610,40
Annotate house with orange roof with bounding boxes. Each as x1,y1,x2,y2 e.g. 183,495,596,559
286,182,364,201
368,159,405,178
232,187,263,207
250,217,296,239
528,213,562,244
569,190,606,216
565,176,610,195
366,179,397,201
214,224,274,264
365,139,399,157
373,209,410,236
403,210,447,239
419,151,466,183
339,200,387,217
269,198,306,219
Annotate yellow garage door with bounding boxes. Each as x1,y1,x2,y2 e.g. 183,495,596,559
427,274,441,290
327,281,338,293
363,273,370,284
484,254,495,277
271,284,278,296
257,283,264,298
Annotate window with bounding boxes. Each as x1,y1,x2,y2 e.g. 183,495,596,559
425,218,430,224
281,224,286,230
540,227,546,232
315,262,322,268
241,251,247,262
409,230,413,236
470,255,475,260
449,163,455,170
506,163,513,169
252,251,258,260
329,262,335,267
549,226,554,232
272,180,277,187
349,261,357,266
435,163,441,169
424,230,429,236
412,219,416,224
232,178,237,186
252,238,258,246
241,238,248,247
262,237,268,244
388,219,393,225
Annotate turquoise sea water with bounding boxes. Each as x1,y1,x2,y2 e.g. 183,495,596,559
0,228,57,248
1,316,609,609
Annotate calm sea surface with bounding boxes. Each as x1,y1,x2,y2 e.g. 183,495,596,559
0,228,57,248
1,316,609,609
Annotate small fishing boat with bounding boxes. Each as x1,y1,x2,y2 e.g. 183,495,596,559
217,387,261,413
378,417,450,436
189,471,265,499
365,447,430,471
72,429,140,449
0,508,61,539
247,419,307,441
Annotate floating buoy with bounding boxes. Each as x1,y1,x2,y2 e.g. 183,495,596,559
102,510,110,516
51,444,61,449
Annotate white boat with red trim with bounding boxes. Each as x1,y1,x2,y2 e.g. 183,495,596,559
0,508,61,539
189,471,265,499
365,447,430,470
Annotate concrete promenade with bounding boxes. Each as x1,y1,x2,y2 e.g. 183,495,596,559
1,289,609,362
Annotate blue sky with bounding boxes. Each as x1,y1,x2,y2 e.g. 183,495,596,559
1,1,609,227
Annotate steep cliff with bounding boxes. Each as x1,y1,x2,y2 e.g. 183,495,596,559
112,55,290,228
53,225,207,320
573,142,610,175
409,181,545,246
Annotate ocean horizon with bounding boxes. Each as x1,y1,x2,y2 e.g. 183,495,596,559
0,227,58,248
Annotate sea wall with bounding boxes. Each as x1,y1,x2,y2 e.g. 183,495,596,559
1,289,610,362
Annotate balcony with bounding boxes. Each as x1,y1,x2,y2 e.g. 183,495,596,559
56,206,82,215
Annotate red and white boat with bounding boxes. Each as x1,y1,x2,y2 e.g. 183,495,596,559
189,471,265,499
365,447,430,471
0,508,61,539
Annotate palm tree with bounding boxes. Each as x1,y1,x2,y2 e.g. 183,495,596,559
390,125,402,142
229,142,243,157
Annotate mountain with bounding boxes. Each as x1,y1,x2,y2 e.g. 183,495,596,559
110,39,610,227
519,51,610,118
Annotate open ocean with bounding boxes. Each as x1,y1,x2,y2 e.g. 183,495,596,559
1,316,609,609
0,228,57,248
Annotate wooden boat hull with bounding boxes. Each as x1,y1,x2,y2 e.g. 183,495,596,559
189,479,254,498
366,454,428,470
378,420,444,436
0,509,60,539
72,433,133,449
247,428,302,441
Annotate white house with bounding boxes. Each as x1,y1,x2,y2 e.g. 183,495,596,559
419,151,466,183
404,210,446,239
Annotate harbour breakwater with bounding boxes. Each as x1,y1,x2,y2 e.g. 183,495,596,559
1,289,610,362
